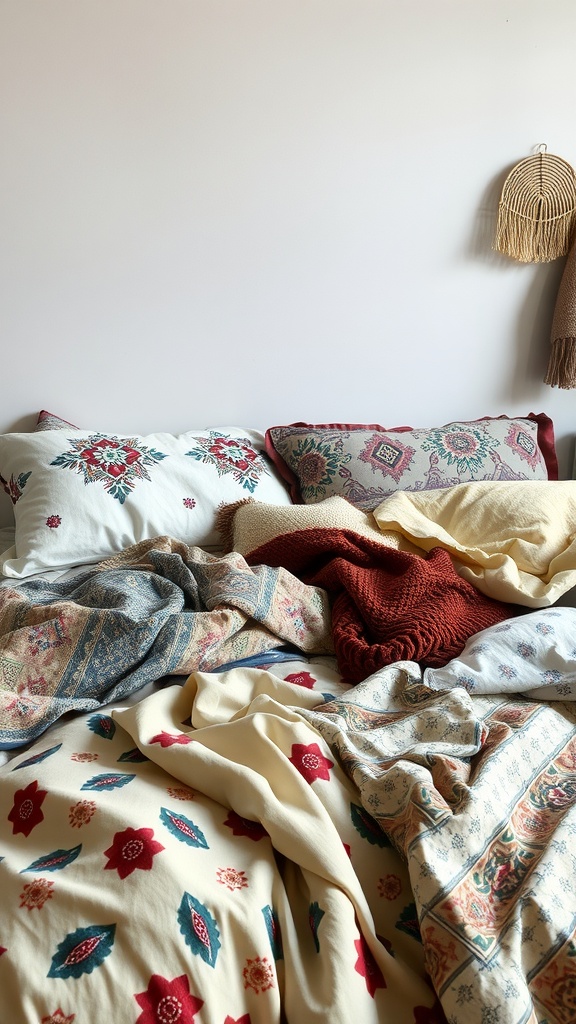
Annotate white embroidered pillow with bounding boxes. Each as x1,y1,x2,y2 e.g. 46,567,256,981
0,427,292,577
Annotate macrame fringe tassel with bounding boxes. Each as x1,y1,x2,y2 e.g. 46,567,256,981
495,207,576,263
544,336,576,389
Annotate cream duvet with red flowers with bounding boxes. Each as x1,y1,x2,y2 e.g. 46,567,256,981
0,660,439,1024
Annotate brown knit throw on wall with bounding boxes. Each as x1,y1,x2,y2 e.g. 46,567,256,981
544,229,576,388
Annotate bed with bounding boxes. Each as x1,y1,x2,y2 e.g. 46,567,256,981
0,410,575,1024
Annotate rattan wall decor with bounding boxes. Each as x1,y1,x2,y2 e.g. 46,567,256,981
494,146,576,263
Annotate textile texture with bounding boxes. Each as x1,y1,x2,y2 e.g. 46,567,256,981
242,520,514,683
373,479,576,606
265,415,557,510
303,663,576,1024
0,540,332,747
0,666,441,1024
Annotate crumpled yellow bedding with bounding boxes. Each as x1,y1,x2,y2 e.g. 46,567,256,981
373,479,576,606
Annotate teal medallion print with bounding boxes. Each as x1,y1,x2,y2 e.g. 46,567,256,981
186,431,269,492
51,435,168,503
420,424,496,477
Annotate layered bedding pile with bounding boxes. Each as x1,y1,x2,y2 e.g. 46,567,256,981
0,411,575,1024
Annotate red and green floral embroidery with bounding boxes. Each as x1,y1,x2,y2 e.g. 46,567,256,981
185,432,269,493
419,424,496,477
8,779,47,837
51,435,168,504
134,974,204,1024
280,434,351,502
104,826,164,879
1,470,30,504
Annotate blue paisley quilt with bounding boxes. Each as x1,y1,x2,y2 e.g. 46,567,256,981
0,538,333,748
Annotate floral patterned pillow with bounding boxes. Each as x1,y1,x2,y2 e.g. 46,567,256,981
265,414,558,511
0,426,292,577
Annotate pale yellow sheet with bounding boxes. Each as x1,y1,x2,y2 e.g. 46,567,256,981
373,480,576,606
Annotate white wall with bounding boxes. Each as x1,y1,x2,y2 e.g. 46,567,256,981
1,1,575,524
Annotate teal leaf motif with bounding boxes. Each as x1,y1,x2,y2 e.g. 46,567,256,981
262,905,283,960
309,901,325,952
350,803,390,847
48,923,116,979
117,747,149,763
81,773,135,792
22,844,82,873
87,714,116,740
160,808,209,849
12,743,62,770
177,891,220,967
396,902,422,942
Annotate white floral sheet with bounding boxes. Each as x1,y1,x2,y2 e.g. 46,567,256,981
0,657,441,1024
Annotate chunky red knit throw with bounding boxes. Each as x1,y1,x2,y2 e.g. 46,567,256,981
245,528,515,683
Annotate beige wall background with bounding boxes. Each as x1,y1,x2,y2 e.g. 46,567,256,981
1,1,575,524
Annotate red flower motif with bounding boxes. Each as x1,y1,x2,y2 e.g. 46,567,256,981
224,810,267,841
41,1010,75,1024
46,514,62,529
19,877,54,911
104,827,164,879
354,934,387,997
81,439,141,478
283,671,317,689
242,956,275,993
8,779,47,837
224,1016,251,1024
135,974,203,1023
183,497,196,509
377,874,403,901
150,731,192,747
289,742,334,784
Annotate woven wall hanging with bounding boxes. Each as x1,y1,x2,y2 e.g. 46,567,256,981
494,146,576,263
